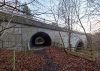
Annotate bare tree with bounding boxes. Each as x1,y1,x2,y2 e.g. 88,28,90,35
58,0,78,51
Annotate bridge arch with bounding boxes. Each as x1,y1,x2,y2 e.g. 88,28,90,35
75,40,84,48
29,32,51,48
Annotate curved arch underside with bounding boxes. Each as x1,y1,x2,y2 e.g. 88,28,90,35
29,32,51,48
76,40,84,48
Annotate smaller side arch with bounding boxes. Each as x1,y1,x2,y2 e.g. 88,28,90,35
75,40,84,48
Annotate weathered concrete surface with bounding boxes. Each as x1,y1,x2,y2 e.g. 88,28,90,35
0,11,87,50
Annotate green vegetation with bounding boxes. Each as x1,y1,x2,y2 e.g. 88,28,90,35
22,2,31,16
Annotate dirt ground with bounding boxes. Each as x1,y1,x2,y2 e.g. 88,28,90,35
0,47,99,71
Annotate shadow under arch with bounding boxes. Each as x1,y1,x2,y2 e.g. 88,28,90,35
75,40,84,48
29,32,51,48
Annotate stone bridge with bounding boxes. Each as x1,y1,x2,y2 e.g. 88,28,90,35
0,11,87,50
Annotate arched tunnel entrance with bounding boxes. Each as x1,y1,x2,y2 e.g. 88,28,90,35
76,40,84,50
29,32,51,48
77,41,84,48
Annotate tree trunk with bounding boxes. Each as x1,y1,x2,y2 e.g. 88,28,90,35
68,16,71,51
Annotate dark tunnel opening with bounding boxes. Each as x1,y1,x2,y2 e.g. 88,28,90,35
76,41,84,48
29,32,51,48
